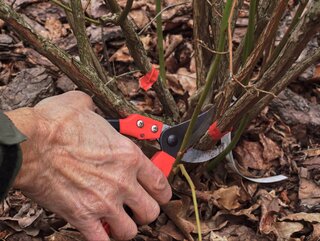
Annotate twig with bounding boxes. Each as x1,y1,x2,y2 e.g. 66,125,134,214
178,164,202,241
266,1,307,69
155,0,166,84
70,1,93,67
249,47,320,123
232,76,277,98
50,0,100,25
138,1,190,35
216,0,320,132
197,40,228,55
213,0,288,123
0,0,156,118
227,0,237,75
105,0,180,122
117,0,133,24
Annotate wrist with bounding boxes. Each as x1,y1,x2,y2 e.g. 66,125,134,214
5,107,39,140
4,107,46,190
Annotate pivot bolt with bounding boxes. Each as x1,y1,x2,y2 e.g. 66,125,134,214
167,135,178,146
137,120,144,128
151,125,158,133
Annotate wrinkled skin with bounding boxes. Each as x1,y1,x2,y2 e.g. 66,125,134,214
6,91,172,241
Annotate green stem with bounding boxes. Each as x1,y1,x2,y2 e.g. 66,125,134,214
178,164,202,241
207,115,249,171
242,0,257,66
155,0,166,84
169,0,234,177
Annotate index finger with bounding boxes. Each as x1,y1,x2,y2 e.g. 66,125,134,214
137,152,172,205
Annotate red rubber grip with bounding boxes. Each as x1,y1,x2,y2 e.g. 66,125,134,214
151,151,176,177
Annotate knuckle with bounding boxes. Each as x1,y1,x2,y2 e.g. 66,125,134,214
121,141,141,166
152,174,172,204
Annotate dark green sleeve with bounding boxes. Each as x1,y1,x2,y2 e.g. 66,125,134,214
0,111,26,200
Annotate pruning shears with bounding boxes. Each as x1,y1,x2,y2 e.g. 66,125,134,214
108,106,225,177
104,106,288,234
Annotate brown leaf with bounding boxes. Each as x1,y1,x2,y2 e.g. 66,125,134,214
176,68,196,96
308,223,320,241
273,221,304,240
298,167,320,208
259,134,283,162
159,221,186,240
234,140,267,170
109,45,133,63
279,212,320,223
258,190,283,235
213,224,269,241
130,9,150,29
44,17,65,41
212,186,241,211
161,200,194,241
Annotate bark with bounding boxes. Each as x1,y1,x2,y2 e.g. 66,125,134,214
213,0,287,123
193,0,213,88
0,1,142,117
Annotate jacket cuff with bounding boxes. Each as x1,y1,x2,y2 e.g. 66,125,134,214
0,111,26,200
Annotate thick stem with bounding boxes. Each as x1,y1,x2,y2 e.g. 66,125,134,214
169,0,234,177
217,0,320,132
0,1,145,118
105,0,179,122
193,0,212,87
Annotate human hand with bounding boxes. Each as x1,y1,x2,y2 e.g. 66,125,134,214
6,91,172,241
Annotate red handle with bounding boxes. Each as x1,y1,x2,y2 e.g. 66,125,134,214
151,151,176,178
119,114,163,140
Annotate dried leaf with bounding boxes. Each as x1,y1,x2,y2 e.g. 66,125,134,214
279,212,320,223
44,17,65,41
298,168,320,208
176,68,196,96
308,223,320,241
109,45,133,63
159,221,186,240
162,200,194,241
130,10,150,29
259,134,283,162
258,190,282,235
212,186,241,211
274,221,304,240
234,140,267,170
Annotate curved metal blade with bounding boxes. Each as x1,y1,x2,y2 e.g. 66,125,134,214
222,133,288,183
159,106,215,157
182,144,226,163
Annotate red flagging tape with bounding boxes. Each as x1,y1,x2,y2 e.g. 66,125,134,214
139,65,159,91
208,121,229,140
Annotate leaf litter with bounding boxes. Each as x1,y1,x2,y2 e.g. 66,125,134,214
1,0,320,240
